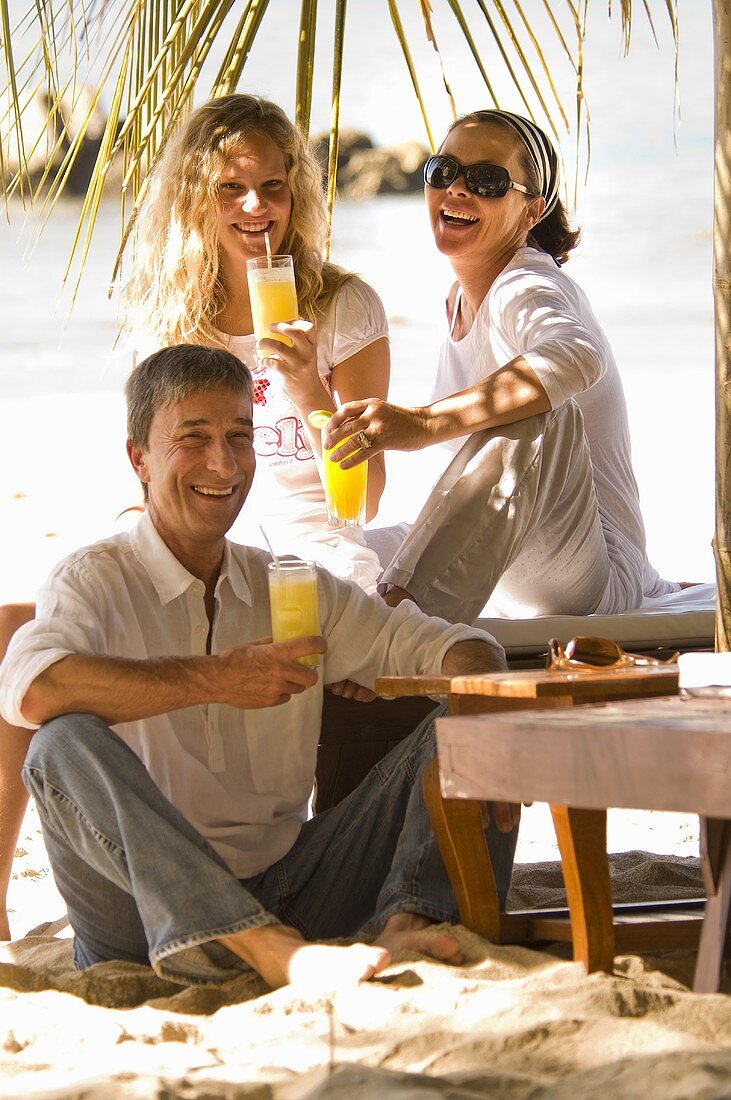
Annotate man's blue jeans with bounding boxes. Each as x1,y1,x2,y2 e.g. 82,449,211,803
23,709,517,985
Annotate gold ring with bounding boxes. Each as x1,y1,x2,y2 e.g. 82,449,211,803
356,430,372,451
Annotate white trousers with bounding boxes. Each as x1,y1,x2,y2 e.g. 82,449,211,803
381,401,646,625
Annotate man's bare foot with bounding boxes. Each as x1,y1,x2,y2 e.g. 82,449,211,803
217,922,391,991
373,913,464,966
382,585,419,609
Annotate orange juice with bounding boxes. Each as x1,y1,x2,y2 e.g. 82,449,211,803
322,434,368,527
307,410,369,528
267,561,320,668
246,256,298,348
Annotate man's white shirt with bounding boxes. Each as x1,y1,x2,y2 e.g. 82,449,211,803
0,511,495,877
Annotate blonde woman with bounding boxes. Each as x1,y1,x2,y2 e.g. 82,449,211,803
123,94,389,589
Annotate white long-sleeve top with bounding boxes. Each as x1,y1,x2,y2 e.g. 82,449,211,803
0,511,495,877
430,246,677,601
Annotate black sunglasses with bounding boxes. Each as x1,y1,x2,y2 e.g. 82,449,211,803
424,154,534,199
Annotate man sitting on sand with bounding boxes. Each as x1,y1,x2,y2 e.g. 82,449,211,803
0,345,515,989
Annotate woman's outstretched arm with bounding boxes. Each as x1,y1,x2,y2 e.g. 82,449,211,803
324,355,550,469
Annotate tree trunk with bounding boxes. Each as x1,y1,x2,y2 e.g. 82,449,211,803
714,0,731,650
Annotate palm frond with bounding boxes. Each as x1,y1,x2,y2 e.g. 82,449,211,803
418,0,457,122
387,0,436,152
210,0,271,98
296,0,318,137
641,0,660,48
445,1,500,114
325,0,347,257
497,0,571,129
1,0,31,201
471,0,562,140
537,0,578,75
60,26,133,315
0,0,676,305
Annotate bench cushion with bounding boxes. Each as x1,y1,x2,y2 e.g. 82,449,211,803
477,584,716,660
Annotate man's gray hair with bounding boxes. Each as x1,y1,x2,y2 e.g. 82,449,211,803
126,344,252,447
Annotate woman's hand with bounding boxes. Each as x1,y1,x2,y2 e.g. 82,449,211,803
258,319,324,403
323,399,430,469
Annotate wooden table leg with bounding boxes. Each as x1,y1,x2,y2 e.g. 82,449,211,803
694,817,731,993
551,805,614,973
422,757,502,942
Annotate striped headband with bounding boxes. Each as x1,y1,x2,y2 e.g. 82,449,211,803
473,110,559,221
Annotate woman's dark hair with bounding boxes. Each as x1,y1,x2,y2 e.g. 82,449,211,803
447,111,581,265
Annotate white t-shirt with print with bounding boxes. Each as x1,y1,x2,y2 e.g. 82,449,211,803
226,277,388,591
430,246,677,601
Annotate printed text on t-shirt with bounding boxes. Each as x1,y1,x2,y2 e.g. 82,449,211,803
254,415,314,462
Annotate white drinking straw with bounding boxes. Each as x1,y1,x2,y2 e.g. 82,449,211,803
264,230,272,267
260,525,280,570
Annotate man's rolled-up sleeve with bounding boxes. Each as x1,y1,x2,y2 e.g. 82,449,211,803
318,571,502,688
0,570,106,730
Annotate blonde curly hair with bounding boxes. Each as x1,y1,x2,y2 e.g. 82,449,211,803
123,94,351,348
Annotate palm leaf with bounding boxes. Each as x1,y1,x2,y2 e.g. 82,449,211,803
387,0,435,152
641,0,660,48
325,0,347,257
476,1,564,138
0,0,674,303
295,0,318,136
210,0,271,98
560,0,586,204
537,0,578,75
63,30,132,314
0,0,31,200
444,1,500,114
418,0,457,122
496,0,571,129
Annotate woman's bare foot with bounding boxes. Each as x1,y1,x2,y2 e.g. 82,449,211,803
373,913,464,966
218,922,391,991
382,585,419,609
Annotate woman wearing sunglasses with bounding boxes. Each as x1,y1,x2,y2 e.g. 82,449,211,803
325,109,678,623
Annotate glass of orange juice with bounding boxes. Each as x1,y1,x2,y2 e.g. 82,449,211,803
246,255,298,352
267,560,321,668
308,410,368,528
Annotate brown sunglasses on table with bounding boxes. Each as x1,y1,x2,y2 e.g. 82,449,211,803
546,636,679,674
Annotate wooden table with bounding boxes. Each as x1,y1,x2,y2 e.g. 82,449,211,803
377,664,680,714
435,694,731,992
376,665,708,980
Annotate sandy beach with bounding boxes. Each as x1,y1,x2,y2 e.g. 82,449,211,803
4,793,729,1100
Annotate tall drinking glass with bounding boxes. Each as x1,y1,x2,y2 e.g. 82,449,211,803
267,560,321,668
321,430,368,527
307,409,369,528
246,255,298,352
